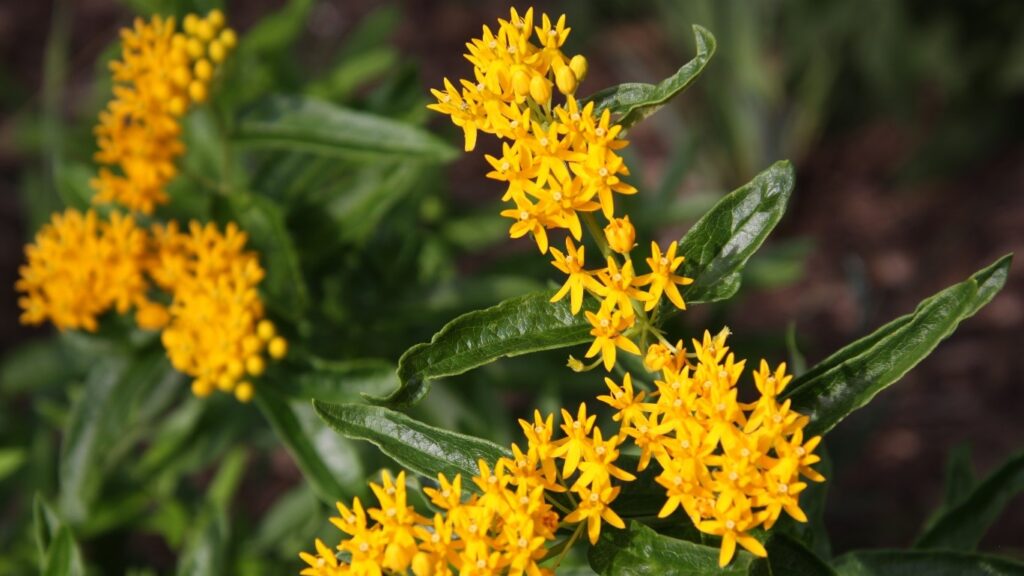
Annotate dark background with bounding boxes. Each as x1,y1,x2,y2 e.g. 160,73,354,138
2,0,1022,560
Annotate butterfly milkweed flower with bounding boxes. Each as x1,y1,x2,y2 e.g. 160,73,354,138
92,11,235,214
148,221,285,402
16,209,148,332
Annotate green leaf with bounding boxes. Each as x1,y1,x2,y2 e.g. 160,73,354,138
254,387,347,504
0,448,26,482
833,550,1024,576
233,95,457,162
678,160,795,304
216,192,309,320
588,521,753,575
943,444,976,510
381,291,595,407
176,509,229,576
277,358,400,403
584,25,716,129
914,450,1024,551
58,352,179,524
748,533,836,576
313,400,508,481
239,0,314,56
783,255,1011,436
58,356,130,524
42,526,84,576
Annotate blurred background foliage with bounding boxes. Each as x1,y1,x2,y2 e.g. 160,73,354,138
1,0,1022,573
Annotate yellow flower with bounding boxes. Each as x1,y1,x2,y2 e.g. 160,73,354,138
593,256,648,316
427,78,486,151
563,483,625,545
596,373,646,426
500,197,549,253
549,238,600,313
16,209,148,332
636,241,694,311
584,301,640,371
603,216,636,254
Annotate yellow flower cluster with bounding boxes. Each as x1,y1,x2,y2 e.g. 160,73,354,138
15,11,283,402
148,221,287,402
16,209,147,332
92,11,236,214
301,329,822,571
429,9,693,373
602,329,824,566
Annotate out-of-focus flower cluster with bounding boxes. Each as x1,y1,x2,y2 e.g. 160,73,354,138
15,12,285,402
92,12,236,214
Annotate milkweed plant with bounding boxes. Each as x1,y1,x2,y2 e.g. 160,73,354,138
4,5,1020,576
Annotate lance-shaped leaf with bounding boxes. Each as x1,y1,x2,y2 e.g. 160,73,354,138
678,160,795,304
914,450,1024,551
378,162,794,406
833,550,1024,576
277,358,400,403
255,388,347,504
783,255,1011,436
374,291,596,407
313,400,508,481
588,521,753,575
233,95,458,162
584,25,716,129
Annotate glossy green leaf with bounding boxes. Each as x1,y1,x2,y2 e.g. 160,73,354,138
584,25,716,129
914,450,1024,551
833,550,1024,576
589,521,753,575
783,255,1011,436
217,192,309,319
378,291,596,407
678,160,795,304
233,95,458,162
748,533,836,576
255,388,347,504
313,400,509,481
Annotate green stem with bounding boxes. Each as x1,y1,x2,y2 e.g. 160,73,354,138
550,523,585,571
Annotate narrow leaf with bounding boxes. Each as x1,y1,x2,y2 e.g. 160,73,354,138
783,255,1011,436
833,550,1024,576
378,291,595,407
233,95,457,162
278,358,400,403
588,521,753,575
255,388,347,504
313,401,509,481
585,25,716,129
914,450,1024,551
42,526,84,576
678,160,795,304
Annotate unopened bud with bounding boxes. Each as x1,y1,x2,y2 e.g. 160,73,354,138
529,75,552,104
603,216,635,254
569,54,588,82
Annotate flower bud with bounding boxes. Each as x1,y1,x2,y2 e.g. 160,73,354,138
234,381,254,403
603,216,635,254
644,343,672,372
569,54,588,82
511,68,531,98
529,75,552,104
135,301,170,330
207,9,225,31
188,80,207,103
194,59,213,81
555,64,577,95
208,40,226,63
219,29,237,49
269,336,288,359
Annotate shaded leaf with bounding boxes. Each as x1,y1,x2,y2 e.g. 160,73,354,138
585,26,716,129
748,533,836,576
42,526,84,576
278,358,399,403
783,255,1011,436
833,550,1024,576
915,450,1024,551
255,388,347,504
233,95,457,162
313,401,508,481
588,521,753,575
